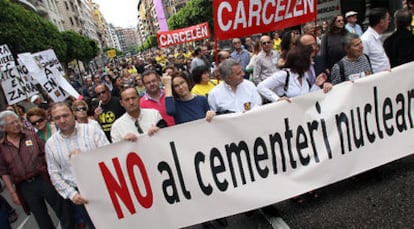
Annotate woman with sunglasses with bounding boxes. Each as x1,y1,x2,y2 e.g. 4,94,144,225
26,107,56,142
71,100,101,129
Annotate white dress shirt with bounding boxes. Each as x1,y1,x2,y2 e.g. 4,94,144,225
208,80,262,113
257,69,320,102
361,27,390,73
110,108,162,143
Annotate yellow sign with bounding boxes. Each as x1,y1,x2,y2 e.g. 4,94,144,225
107,49,116,58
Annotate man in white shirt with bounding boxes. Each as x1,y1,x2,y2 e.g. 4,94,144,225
208,59,262,114
361,8,391,73
111,87,163,143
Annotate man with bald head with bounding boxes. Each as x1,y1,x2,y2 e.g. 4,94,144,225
253,35,280,84
298,34,332,92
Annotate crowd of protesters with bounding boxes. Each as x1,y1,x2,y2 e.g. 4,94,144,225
0,4,414,229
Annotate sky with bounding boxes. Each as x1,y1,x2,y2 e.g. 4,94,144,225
93,0,138,28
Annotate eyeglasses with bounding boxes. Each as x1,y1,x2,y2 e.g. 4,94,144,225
135,120,144,134
96,90,106,96
74,107,87,112
30,118,44,126
262,41,272,45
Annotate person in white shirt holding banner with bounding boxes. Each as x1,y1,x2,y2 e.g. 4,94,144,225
46,102,109,229
208,59,262,114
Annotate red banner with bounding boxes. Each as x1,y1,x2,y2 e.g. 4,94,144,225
157,22,210,48
214,0,317,40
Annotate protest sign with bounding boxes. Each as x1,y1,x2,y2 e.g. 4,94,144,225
72,63,414,228
214,0,317,40
0,44,35,104
157,22,210,48
19,49,80,101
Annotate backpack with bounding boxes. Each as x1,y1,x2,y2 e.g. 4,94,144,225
337,54,372,82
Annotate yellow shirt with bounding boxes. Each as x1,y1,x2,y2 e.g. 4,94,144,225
411,15,414,34
127,66,137,74
191,80,219,96
273,38,281,52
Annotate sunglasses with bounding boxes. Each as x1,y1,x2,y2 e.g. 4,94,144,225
30,118,45,126
74,107,87,112
262,41,272,45
135,120,144,134
96,91,106,96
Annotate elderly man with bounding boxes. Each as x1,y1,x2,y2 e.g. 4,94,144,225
111,87,163,142
298,34,331,92
208,59,262,114
345,11,363,36
0,110,73,229
253,35,280,84
230,38,251,77
46,102,109,229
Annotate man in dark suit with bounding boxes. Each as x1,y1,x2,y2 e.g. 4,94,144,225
298,34,333,92
383,8,414,68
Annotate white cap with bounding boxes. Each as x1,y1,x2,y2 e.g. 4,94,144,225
345,11,358,18
30,95,40,103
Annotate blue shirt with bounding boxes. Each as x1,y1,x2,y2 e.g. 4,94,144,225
345,23,363,36
165,95,210,124
231,49,251,70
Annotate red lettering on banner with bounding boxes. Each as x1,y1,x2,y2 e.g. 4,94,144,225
214,0,316,40
157,22,210,48
99,152,153,219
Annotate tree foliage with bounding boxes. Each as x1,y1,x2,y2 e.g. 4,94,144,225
168,0,213,34
0,0,99,68
0,0,66,60
138,35,157,51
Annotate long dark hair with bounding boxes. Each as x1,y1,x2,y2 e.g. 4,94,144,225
283,45,313,77
171,71,193,99
327,15,348,36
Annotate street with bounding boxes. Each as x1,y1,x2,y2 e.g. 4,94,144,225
3,154,413,228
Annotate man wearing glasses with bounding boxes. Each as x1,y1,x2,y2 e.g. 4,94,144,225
253,35,281,85
110,87,163,143
230,38,251,78
0,110,73,229
94,84,125,142
46,102,109,229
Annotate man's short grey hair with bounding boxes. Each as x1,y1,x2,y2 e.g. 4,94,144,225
0,110,19,128
343,33,360,49
219,59,240,80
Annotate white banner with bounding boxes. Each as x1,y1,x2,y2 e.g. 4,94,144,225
72,63,414,229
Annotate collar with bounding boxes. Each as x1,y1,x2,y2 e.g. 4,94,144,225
367,27,381,40
143,90,165,102
1,129,27,145
126,111,142,122
57,122,79,138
